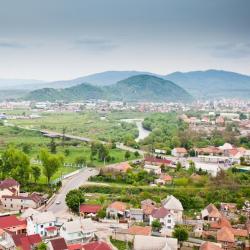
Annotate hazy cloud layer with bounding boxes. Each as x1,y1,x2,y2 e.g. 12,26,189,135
0,0,249,80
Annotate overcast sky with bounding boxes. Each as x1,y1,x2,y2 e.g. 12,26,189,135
0,0,250,81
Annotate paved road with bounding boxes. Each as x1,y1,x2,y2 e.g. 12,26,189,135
46,168,99,219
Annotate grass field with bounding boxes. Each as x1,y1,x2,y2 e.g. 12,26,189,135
0,124,138,184
5,111,146,143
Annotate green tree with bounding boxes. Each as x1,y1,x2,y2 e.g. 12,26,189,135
97,208,106,219
173,227,188,243
151,219,162,231
65,188,85,213
239,215,247,224
40,149,63,184
75,156,86,166
125,151,131,160
0,147,30,184
176,162,182,171
31,166,41,183
134,151,140,157
35,242,47,250
49,138,57,154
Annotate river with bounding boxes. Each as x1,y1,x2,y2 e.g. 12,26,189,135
120,118,151,142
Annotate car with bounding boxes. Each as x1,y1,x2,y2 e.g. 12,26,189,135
56,201,61,205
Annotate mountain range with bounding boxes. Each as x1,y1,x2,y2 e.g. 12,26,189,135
26,75,193,103
1,69,250,101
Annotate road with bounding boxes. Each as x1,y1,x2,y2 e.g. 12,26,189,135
46,167,99,219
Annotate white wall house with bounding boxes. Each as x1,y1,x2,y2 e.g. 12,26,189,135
149,207,175,230
59,219,96,244
143,164,161,175
161,195,183,223
27,211,57,238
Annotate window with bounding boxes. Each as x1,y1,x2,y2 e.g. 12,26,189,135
167,220,171,223
49,223,52,226
40,225,44,228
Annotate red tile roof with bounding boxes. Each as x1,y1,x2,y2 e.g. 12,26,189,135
0,215,26,229
82,241,112,250
217,227,235,243
50,238,68,250
12,234,42,250
68,243,83,250
200,242,222,250
145,157,172,165
0,179,19,189
108,201,127,212
151,207,170,219
127,225,152,236
80,204,101,214
46,226,57,231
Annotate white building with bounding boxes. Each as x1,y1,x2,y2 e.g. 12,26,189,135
149,207,175,230
27,211,57,238
161,195,183,223
144,164,161,175
59,219,96,244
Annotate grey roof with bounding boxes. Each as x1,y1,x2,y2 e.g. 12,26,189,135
134,235,175,250
161,195,183,211
31,211,56,224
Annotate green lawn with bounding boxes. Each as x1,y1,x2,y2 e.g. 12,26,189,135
0,125,138,184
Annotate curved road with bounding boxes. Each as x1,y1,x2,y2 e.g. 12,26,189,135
46,168,99,219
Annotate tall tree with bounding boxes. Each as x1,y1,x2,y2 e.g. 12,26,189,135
40,149,63,184
65,188,85,213
31,166,41,183
0,147,30,184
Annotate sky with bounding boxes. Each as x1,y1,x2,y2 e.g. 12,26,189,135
0,0,250,81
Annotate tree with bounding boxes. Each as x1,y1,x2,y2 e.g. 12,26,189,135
239,215,247,224
173,226,188,243
176,162,182,171
35,242,47,250
97,208,106,219
75,156,86,166
40,149,63,184
62,127,67,147
49,138,57,154
151,219,162,231
65,189,85,213
0,147,30,184
188,160,196,174
125,151,131,160
134,151,140,157
31,166,41,183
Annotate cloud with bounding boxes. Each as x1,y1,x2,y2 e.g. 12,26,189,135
0,40,27,49
210,42,250,59
74,37,118,52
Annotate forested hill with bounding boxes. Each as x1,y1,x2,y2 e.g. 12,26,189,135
26,75,193,103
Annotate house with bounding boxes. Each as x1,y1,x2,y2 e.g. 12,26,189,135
0,215,26,235
48,237,67,250
68,241,112,250
144,157,172,167
133,235,178,250
171,148,187,157
27,211,57,237
0,229,16,249
155,174,172,185
149,207,175,230
59,219,96,244
105,162,132,173
201,204,221,221
112,225,152,242
106,202,127,219
217,227,235,250
194,223,203,238
219,143,233,156
141,199,156,222
21,208,39,219
216,116,225,125
12,234,42,250
2,193,44,211
129,208,144,222
79,204,101,218
220,203,237,215
200,241,222,250
144,164,161,175
196,147,222,156
161,195,183,223
0,179,20,200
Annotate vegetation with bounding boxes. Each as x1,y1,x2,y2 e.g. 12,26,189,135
172,226,189,242
110,237,132,250
65,188,85,213
26,75,193,102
